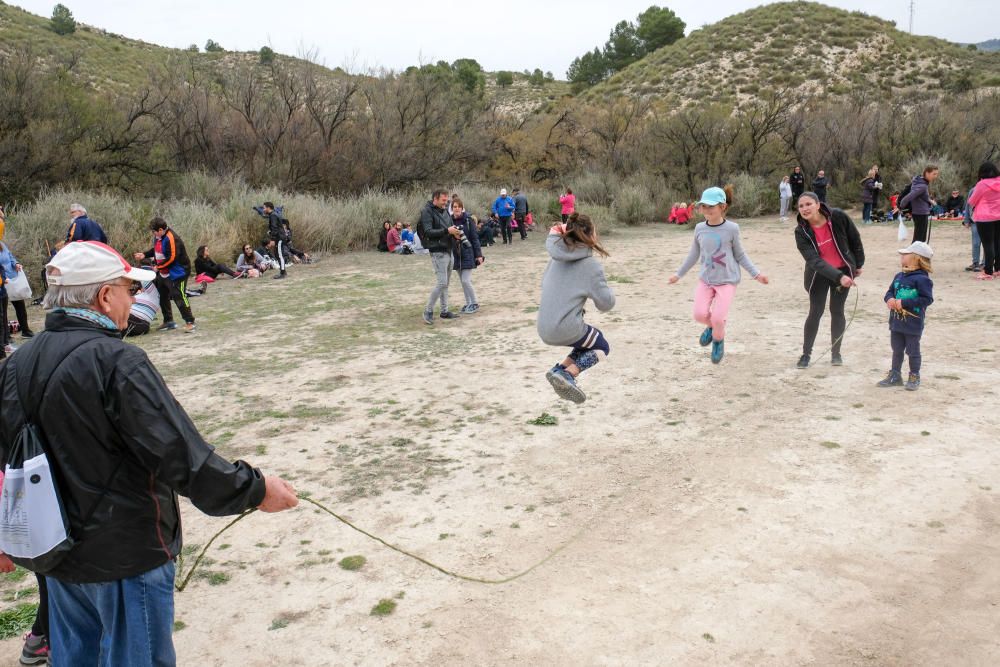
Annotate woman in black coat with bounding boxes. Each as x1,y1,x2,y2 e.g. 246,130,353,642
377,220,390,252
794,192,865,368
449,197,483,313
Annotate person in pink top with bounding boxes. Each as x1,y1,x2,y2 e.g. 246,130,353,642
968,161,1000,280
559,188,576,224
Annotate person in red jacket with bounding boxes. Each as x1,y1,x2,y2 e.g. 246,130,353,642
674,202,691,224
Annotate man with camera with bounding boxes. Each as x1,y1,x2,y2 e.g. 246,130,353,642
418,189,464,325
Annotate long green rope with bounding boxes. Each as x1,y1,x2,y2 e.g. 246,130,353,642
805,284,862,367
175,495,585,591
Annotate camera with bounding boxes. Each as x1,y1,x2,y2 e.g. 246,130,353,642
453,226,472,248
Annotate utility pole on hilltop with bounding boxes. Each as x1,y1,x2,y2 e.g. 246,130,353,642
908,0,916,34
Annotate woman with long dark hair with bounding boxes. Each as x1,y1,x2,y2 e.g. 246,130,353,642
900,165,940,243
794,192,865,368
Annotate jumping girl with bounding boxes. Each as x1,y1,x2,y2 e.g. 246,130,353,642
669,186,768,364
537,213,615,404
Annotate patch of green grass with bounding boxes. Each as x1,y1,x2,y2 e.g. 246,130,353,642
527,412,558,426
607,274,636,284
0,603,38,640
370,599,397,616
926,520,944,528
702,632,716,643
0,567,30,583
820,441,841,449
339,555,366,571
173,620,187,632
269,618,290,631
921,431,930,436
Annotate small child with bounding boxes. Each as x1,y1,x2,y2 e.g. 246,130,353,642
669,185,769,364
537,213,615,404
674,202,691,224
877,241,934,391
668,203,680,224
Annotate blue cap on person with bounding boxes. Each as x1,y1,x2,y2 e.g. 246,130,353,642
698,187,727,206
898,241,933,258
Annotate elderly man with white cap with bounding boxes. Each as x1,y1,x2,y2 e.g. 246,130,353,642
491,187,516,245
0,241,298,666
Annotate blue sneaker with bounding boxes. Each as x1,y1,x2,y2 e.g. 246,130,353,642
710,339,725,364
157,321,178,332
699,327,713,347
545,367,587,404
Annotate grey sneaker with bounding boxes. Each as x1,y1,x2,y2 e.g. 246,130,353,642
545,367,587,404
904,372,921,391
877,370,903,387
157,321,178,331
20,632,49,665
422,310,434,326
831,353,843,366
465,303,480,314
796,354,810,369
439,311,460,319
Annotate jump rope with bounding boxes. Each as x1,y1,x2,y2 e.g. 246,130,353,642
175,495,588,592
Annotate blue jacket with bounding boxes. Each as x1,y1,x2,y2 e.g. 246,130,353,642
964,186,975,225
450,213,483,271
884,269,933,335
899,176,932,216
66,215,108,244
0,241,18,276
492,196,515,218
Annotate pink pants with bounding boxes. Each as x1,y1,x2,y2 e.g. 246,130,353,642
693,280,737,341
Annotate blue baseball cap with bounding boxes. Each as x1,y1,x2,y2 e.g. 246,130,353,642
697,187,727,206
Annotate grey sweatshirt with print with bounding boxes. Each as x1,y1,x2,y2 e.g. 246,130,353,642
537,233,616,346
675,219,759,285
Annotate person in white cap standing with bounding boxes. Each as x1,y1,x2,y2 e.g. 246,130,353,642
877,241,934,391
491,188,516,245
0,240,299,666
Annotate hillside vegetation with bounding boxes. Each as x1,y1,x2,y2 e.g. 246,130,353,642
584,1,1000,105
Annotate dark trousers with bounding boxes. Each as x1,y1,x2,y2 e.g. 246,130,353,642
891,330,922,374
499,216,513,244
561,214,569,224
2,295,30,344
977,220,999,274
201,263,238,279
33,574,48,638
912,214,931,243
803,275,850,357
124,314,151,337
515,213,527,239
155,274,194,324
275,239,287,272
0,292,6,356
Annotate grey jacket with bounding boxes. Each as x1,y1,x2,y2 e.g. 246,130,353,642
900,176,932,215
675,220,759,285
537,233,615,346
514,193,529,216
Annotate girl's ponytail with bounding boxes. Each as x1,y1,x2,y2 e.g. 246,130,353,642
561,212,609,258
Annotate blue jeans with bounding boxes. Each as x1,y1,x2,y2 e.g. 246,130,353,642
970,223,982,265
862,202,873,223
47,561,176,667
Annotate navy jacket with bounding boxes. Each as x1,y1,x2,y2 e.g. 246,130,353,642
884,269,933,335
451,213,483,271
66,215,108,244
790,171,805,195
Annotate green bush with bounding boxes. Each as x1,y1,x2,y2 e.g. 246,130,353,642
612,184,656,226
723,172,775,218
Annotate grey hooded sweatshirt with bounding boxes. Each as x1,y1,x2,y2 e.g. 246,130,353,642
537,232,616,346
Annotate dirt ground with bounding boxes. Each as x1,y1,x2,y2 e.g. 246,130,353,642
2,215,999,666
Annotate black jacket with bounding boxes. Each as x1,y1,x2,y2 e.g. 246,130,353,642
451,213,483,270
0,312,265,583
795,204,865,291
267,212,289,242
418,201,455,254
790,171,805,195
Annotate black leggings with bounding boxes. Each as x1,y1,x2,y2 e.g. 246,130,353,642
912,214,931,243
155,274,195,324
2,296,30,344
803,275,850,357
977,221,999,275
32,574,48,638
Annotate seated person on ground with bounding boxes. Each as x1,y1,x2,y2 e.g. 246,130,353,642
236,244,271,276
944,190,965,217
387,221,404,254
125,280,160,337
400,222,416,252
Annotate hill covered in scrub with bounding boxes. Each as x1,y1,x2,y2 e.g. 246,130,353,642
582,1,1000,106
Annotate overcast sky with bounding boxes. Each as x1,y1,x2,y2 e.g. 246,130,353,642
9,0,995,76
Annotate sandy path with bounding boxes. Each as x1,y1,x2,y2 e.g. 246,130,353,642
2,215,998,666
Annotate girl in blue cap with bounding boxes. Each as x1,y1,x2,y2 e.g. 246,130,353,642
669,185,769,364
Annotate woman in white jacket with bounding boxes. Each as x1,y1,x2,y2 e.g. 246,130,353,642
779,176,793,221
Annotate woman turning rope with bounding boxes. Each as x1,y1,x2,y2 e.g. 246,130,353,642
794,192,865,368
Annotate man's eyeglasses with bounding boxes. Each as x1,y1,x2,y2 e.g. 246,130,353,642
111,282,142,296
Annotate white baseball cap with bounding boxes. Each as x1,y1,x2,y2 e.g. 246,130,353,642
500,188,507,196
898,241,933,259
46,241,156,286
